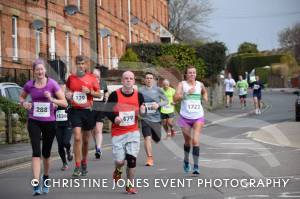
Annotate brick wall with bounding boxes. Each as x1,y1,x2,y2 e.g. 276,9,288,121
0,0,169,78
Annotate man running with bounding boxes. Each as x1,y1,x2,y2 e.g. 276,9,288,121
250,75,264,115
105,71,145,194
160,79,176,139
92,68,109,159
66,55,100,177
139,72,168,166
236,75,248,109
224,73,236,107
174,65,208,175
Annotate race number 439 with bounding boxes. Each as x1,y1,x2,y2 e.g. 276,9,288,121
73,92,87,104
33,102,50,117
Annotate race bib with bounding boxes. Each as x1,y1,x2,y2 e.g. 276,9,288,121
253,84,260,90
73,92,87,104
33,102,50,118
161,104,173,112
119,111,135,126
145,102,157,114
93,90,104,102
56,110,68,121
186,100,201,113
239,88,246,95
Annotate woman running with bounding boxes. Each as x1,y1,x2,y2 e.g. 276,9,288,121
174,65,208,175
19,59,67,195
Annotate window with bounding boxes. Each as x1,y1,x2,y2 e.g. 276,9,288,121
35,30,41,58
5,87,22,103
64,0,68,5
49,27,56,60
77,0,81,11
12,16,18,61
78,35,83,55
99,0,102,7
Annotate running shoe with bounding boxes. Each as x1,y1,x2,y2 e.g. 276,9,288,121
145,156,154,166
67,150,73,162
41,176,49,194
171,130,176,137
72,167,81,177
113,167,123,182
95,148,102,159
126,184,138,194
192,166,200,175
183,161,191,173
32,185,41,196
81,164,88,176
61,163,69,171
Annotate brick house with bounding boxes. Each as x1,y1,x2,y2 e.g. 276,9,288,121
0,0,172,82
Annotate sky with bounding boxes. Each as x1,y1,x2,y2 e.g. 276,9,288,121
207,0,300,53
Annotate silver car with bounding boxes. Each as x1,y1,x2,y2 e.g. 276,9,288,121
0,82,23,103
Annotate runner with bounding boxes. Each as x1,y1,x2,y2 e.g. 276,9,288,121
160,79,176,139
55,81,73,171
250,75,264,115
105,71,145,194
236,75,249,109
224,73,236,108
140,72,168,166
92,67,109,159
174,65,208,175
19,58,67,195
66,55,100,177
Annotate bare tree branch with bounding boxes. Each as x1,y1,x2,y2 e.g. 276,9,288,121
168,0,212,42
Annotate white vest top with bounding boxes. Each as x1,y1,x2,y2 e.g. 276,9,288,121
180,81,204,119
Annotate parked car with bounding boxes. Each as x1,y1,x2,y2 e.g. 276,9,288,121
0,82,23,103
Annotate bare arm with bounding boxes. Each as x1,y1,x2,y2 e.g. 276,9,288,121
201,83,208,103
173,82,183,103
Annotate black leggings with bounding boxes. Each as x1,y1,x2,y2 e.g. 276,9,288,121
56,126,72,163
27,119,56,158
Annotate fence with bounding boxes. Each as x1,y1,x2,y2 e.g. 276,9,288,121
0,67,32,86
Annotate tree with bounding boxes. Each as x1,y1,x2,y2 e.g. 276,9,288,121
168,0,212,42
238,42,258,54
278,23,300,63
195,41,227,79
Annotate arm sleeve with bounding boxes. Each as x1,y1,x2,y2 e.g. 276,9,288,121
157,88,169,107
138,92,145,106
104,91,118,123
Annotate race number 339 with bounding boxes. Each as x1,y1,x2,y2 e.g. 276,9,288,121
73,92,87,104
186,100,201,113
119,111,135,126
33,102,50,117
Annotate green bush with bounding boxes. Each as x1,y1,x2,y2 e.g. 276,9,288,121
119,48,140,62
195,41,227,79
227,53,284,79
0,97,27,123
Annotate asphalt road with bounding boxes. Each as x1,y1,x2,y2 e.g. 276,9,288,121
0,91,299,199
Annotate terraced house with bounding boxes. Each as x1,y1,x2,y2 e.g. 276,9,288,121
0,0,173,83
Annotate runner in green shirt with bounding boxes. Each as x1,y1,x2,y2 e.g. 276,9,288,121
160,79,176,139
236,75,248,109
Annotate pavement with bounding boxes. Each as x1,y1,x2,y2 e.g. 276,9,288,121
0,89,298,170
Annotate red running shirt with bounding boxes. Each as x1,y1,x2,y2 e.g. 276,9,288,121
66,73,99,109
111,88,140,136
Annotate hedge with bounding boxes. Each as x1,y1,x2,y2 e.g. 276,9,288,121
227,53,285,80
0,97,27,123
